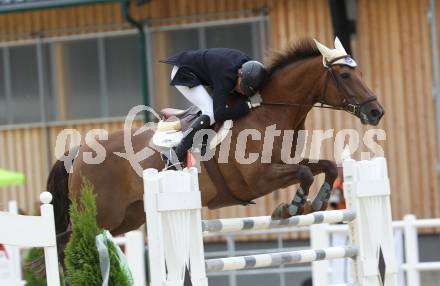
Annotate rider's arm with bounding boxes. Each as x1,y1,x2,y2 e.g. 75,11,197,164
213,93,250,122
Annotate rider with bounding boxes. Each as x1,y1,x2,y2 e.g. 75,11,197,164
161,48,267,163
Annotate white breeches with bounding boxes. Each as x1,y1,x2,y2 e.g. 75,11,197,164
171,66,215,124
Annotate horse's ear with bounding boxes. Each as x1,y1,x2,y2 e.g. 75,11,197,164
334,37,347,54
313,39,332,58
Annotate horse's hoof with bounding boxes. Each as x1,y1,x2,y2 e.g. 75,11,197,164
288,204,300,216
302,200,313,214
271,203,291,220
311,200,324,211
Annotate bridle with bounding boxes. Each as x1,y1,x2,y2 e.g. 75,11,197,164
261,55,378,117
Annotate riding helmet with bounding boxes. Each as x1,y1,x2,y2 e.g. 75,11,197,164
239,60,267,96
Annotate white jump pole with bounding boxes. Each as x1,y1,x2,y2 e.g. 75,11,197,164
202,209,355,233
205,246,357,272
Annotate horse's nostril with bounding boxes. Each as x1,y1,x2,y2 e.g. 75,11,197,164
370,109,381,118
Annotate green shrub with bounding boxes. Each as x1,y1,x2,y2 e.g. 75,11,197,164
64,178,132,286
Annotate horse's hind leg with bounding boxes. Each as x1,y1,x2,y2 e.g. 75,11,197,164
300,159,338,214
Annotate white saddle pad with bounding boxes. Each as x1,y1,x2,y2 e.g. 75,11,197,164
152,120,233,149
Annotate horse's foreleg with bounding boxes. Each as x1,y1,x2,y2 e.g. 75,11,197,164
300,159,338,214
252,164,314,220
285,165,315,217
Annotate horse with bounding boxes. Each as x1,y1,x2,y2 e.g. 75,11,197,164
47,38,384,262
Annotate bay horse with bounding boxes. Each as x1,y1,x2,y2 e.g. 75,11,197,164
47,38,384,261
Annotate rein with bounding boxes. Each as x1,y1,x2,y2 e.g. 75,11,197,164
261,55,378,117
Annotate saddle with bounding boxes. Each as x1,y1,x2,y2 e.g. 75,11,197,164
153,106,254,207
161,106,201,131
151,106,198,149
154,106,233,150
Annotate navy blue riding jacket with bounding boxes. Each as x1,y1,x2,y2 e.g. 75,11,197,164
161,48,251,122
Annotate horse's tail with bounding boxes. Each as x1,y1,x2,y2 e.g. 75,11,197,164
24,154,74,273
46,155,71,235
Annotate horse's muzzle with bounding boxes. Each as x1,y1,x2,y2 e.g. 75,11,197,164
360,104,384,126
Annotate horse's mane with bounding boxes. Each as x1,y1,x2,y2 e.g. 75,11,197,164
266,38,321,75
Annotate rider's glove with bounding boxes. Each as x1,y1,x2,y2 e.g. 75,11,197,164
247,93,262,109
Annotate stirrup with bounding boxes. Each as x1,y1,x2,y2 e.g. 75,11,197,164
160,148,198,170
160,148,183,171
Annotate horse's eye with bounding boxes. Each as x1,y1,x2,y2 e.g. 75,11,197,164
340,73,351,79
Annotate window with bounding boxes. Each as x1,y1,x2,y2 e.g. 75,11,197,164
105,35,141,117
5,46,41,124
0,18,268,126
50,35,141,121
60,39,101,119
206,24,255,54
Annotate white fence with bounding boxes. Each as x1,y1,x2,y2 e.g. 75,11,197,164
144,156,398,286
0,192,60,286
1,200,146,286
202,215,440,286
312,215,440,286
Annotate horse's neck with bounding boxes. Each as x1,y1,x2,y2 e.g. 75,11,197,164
258,58,323,129
262,58,322,104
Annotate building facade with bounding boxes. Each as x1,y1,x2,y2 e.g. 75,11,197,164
0,0,438,233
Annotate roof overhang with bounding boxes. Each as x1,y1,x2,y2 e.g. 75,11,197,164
0,0,118,14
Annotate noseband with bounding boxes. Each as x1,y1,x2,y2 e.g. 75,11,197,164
262,55,378,117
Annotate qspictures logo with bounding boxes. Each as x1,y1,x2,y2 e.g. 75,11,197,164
54,105,386,177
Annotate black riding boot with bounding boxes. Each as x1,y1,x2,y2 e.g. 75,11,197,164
174,114,211,163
